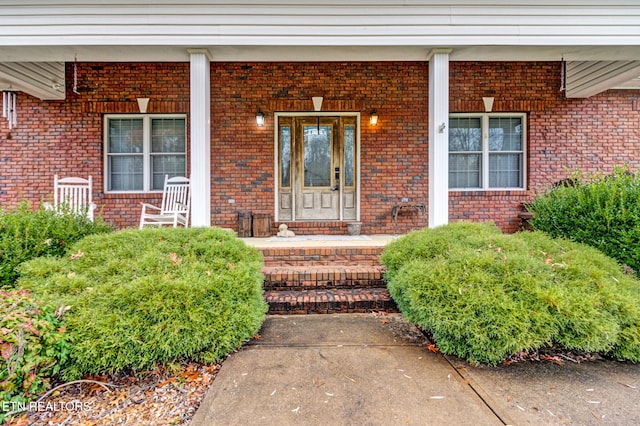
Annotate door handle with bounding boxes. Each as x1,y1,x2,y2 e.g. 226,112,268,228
332,167,340,191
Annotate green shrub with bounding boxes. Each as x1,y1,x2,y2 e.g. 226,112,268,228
526,166,640,273
17,227,268,380
381,222,640,365
1,290,71,422
0,202,113,288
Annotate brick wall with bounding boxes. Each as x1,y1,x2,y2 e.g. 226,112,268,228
450,62,640,233
210,62,429,234
1,61,638,234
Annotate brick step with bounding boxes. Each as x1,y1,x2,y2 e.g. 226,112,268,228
264,288,398,315
261,246,384,266
263,265,385,291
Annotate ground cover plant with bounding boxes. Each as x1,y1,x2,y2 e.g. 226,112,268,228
0,202,112,288
526,166,640,274
0,290,71,423
381,222,640,365
16,227,268,381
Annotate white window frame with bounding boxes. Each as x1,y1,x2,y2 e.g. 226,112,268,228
104,114,187,193
449,112,527,191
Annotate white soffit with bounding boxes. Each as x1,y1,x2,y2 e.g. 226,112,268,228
0,62,65,100
565,60,640,98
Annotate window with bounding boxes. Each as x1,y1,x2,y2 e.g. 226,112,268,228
105,115,186,192
449,113,526,190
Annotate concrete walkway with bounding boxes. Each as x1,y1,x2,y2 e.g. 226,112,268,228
191,314,640,426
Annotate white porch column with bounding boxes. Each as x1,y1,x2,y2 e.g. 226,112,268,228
428,49,452,228
188,49,212,227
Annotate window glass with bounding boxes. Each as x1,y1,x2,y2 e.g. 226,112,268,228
489,153,522,188
151,118,186,153
280,125,291,188
489,117,522,151
108,118,143,153
344,125,355,187
449,117,481,151
449,154,481,188
303,125,332,187
151,155,187,190
109,156,143,191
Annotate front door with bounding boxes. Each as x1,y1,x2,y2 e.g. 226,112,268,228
277,115,358,222
296,117,340,220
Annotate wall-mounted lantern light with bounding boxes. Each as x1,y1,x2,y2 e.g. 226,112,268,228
256,110,265,127
369,110,378,126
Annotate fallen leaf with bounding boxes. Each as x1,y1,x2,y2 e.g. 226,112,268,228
618,382,638,389
158,377,177,387
180,371,200,382
169,252,181,265
110,391,128,406
70,250,84,260
426,343,439,353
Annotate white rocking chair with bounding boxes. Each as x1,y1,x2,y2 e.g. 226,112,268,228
139,175,191,228
45,175,96,221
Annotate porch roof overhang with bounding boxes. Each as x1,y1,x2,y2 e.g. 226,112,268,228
1,1,640,100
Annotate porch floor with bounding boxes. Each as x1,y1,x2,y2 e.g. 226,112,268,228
240,234,400,248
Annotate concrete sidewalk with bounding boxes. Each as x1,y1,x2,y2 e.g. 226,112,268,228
191,314,501,425
191,314,640,426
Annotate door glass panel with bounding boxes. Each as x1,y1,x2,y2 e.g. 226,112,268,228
280,125,291,188
344,125,355,187
303,125,331,187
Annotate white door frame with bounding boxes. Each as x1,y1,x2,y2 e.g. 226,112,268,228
274,112,361,222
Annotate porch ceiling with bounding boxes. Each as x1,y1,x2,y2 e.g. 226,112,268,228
0,62,65,100
1,45,640,100
565,60,640,98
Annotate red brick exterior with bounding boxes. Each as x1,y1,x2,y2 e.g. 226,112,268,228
1,61,639,234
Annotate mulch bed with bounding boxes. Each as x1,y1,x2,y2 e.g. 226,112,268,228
7,362,220,426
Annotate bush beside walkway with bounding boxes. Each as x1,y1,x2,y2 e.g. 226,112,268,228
17,227,268,380
381,222,640,365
